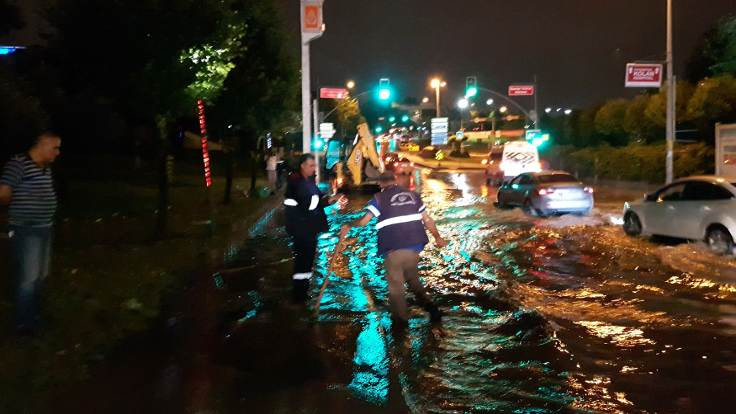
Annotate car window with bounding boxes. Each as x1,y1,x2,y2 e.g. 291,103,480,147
682,181,734,201
519,175,534,185
657,183,686,202
510,175,525,185
536,174,578,183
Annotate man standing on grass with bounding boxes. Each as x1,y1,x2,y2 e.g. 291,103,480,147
339,171,447,327
0,132,61,335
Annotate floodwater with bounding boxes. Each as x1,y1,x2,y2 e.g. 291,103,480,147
49,171,736,413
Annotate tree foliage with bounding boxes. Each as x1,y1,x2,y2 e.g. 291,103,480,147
0,0,23,37
687,15,736,81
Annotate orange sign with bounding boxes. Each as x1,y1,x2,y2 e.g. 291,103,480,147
302,4,321,32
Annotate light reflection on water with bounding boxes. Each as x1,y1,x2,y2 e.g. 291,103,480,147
311,172,736,412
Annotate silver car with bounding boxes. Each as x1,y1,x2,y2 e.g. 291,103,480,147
623,176,736,255
497,171,594,217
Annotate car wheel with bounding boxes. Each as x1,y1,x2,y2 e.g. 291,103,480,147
706,226,734,255
523,199,544,217
623,212,642,236
497,192,509,209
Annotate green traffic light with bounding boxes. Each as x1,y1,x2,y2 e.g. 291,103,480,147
389,116,396,122
465,87,478,98
375,126,384,134
401,115,410,122
379,89,391,101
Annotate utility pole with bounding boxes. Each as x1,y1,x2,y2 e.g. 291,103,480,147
300,1,325,153
533,75,540,128
665,0,675,183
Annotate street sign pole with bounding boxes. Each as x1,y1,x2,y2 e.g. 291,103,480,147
533,75,539,128
665,0,675,184
300,1,325,153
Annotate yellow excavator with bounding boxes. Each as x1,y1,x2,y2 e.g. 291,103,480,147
333,123,384,192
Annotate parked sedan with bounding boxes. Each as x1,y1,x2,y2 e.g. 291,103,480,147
497,171,594,216
623,176,736,255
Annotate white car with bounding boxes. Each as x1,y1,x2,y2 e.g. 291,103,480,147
623,176,736,254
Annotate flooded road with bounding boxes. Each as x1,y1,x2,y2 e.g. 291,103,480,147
52,171,736,413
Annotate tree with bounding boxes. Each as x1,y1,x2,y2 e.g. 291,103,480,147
335,98,365,137
0,66,48,159
0,0,23,37
644,80,694,128
594,98,628,145
623,94,659,143
687,15,736,82
686,75,736,143
46,0,235,235
213,0,299,194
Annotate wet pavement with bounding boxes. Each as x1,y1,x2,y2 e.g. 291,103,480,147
51,171,736,413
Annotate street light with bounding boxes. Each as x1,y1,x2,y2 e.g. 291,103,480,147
499,106,508,113
346,80,355,89
422,97,430,104
486,98,494,106
430,78,446,117
545,107,552,114
564,109,573,115
457,98,469,109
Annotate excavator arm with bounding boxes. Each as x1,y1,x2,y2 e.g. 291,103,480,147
338,122,383,186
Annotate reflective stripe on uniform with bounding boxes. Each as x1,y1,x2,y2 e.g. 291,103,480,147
418,205,426,213
293,272,313,280
308,195,319,211
366,204,380,217
375,213,423,230
284,198,298,207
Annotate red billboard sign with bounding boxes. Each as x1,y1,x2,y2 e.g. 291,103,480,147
320,87,349,99
302,3,322,33
508,85,535,96
625,63,663,88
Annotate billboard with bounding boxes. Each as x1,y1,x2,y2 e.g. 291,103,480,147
508,85,535,96
431,117,449,145
625,63,663,88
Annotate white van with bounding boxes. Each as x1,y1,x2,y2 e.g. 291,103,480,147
500,141,541,180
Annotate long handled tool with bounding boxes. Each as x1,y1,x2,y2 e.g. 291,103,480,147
312,237,350,317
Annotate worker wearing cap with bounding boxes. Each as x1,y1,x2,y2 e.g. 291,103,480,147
284,153,345,300
339,171,447,326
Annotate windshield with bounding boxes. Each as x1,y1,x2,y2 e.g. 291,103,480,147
536,174,579,183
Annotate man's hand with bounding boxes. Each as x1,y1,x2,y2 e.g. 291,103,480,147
339,224,351,240
434,236,449,248
329,194,348,210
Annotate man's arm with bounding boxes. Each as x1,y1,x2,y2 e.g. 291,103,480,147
422,211,448,247
0,184,11,205
339,212,374,240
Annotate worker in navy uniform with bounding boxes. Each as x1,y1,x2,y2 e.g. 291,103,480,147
339,171,447,326
284,153,345,300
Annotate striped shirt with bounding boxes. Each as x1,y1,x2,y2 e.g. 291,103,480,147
0,154,57,226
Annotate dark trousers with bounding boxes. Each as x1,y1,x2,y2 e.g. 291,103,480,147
9,224,53,330
291,232,318,300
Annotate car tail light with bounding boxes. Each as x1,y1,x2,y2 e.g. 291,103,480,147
538,188,554,196
482,159,488,165
584,187,594,194
394,162,399,167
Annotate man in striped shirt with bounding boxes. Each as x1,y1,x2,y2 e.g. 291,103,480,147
0,132,61,335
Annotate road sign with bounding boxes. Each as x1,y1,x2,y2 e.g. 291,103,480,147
625,63,663,88
431,118,449,146
320,87,349,99
319,122,336,139
509,85,535,96
301,1,323,34
525,129,543,140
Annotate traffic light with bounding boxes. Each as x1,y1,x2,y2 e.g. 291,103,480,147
375,125,384,134
378,78,391,101
389,116,396,123
401,114,410,123
465,76,478,98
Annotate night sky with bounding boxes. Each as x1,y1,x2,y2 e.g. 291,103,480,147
275,0,736,110
5,1,736,110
